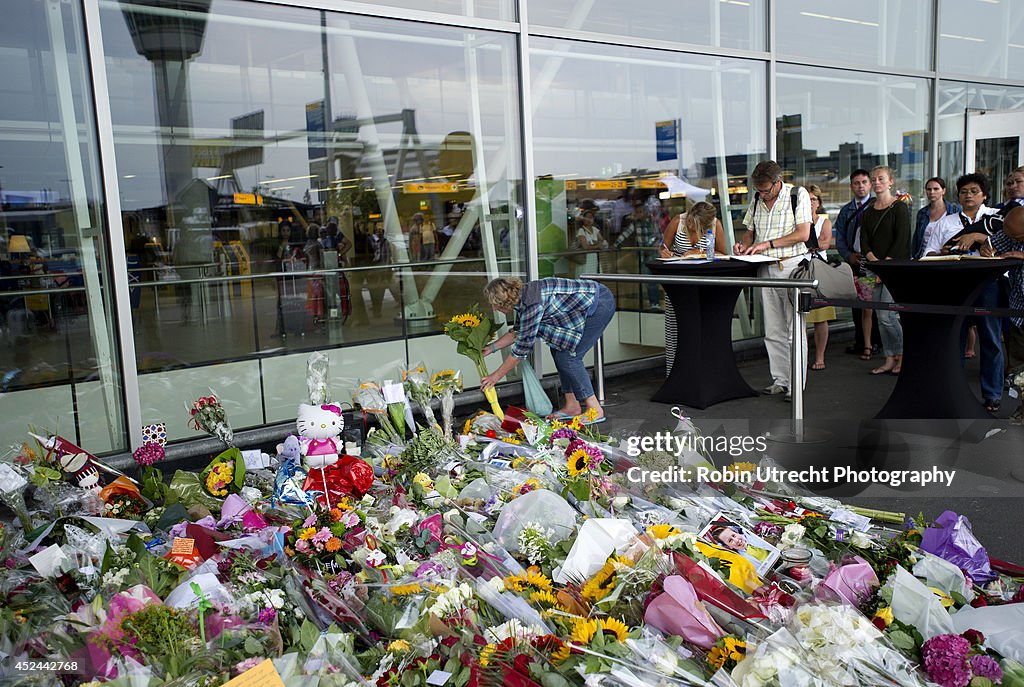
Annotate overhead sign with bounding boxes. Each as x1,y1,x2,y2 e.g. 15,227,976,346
232,193,264,205
587,180,627,190
656,119,679,162
564,181,577,191
637,179,668,189
403,182,459,194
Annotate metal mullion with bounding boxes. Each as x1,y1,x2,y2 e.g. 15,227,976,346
517,0,541,374
774,56,936,82
936,70,1024,89
247,0,521,34
82,0,143,451
930,0,941,178
526,25,770,63
767,0,777,160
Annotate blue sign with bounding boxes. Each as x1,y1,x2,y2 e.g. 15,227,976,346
656,120,678,161
306,101,326,160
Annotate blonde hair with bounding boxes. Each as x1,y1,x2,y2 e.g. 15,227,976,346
484,277,523,311
870,165,895,183
805,184,824,215
685,201,717,234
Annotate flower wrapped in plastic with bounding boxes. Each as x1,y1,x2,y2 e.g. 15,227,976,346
199,447,246,498
186,392,233,446
430,369,463,439
352,381,401,444
444,305,503,419
403,362,437,430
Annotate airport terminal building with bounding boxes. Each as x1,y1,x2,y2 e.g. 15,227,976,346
2,0,1023,453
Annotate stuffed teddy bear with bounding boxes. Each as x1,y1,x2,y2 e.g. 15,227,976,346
296,403,344,470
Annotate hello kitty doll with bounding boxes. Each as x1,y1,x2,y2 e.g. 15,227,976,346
296,403,344,470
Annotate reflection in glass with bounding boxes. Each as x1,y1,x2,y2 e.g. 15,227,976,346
530,37,766,338
527,0,765,51
0,0,125,451
939,0,1024,81
101,1,522,433
776,0,932,71
776,65,931,210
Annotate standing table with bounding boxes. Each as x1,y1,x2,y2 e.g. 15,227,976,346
865,259,1022,419
647,259,761,409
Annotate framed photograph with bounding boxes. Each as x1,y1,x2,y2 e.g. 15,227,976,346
698,512,780,576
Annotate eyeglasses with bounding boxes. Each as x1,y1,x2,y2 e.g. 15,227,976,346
755,179,780,197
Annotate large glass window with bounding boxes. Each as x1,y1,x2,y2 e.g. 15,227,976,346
101,1,523,440
352,0,513,21
0,0,126,452
776,1,932,71
530,38,767,350
527,0,765,52
776,65,932,211
937,81,1024,199
939,0,1024,81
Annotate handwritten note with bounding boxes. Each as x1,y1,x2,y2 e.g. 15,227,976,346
222,659,285,687
171,537,196,555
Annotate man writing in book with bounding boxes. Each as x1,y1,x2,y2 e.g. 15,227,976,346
923,173,1003,412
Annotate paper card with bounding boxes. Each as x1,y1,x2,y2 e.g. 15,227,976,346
0,463,28,494
222,659,285,687
829,508,872,533
142,422,167,447
29,544,69,577
426,670,452,686
172,537,196,555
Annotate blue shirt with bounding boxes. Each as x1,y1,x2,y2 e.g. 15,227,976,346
913,201,961,259
834,196,872,260
512,278,599,358
991,229,1024,327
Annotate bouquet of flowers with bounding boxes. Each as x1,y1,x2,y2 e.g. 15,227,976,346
444,305,503,420
403,363,437,430
430,369,463,439
285,504,364,574
200,447,246,497
353,381,401,444
187,392,234,446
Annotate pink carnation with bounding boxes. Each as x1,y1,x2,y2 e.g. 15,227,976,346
132,442,164,467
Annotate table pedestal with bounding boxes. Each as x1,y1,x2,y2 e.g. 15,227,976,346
648,260,760,409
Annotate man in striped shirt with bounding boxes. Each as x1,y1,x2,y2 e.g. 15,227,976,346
735,160,813,400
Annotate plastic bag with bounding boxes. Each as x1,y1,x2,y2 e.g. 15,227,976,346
920,510,995,582
491,489,578,553
518,359,553,417
553,518,637,584
889,565,955,640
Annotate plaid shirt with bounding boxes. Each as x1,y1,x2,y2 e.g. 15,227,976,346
992,229,1024,327
511,278,599,359
741,183,813,260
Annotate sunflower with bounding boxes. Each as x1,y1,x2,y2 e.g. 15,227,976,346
569,618,598,645
580,562,616,602
449,313,481,328
646,524,681,540
708,636,746,670
567,448,590,477
529,590,564,611
504,568,553,593
551,641,572,662
598,617,630,643
390,583,424,597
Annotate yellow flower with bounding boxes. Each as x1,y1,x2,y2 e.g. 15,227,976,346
929,587,955,608
569,618,597,645
598,617,630,643
391,583,424,597
646,524,681,540
551,641,572,662
584,407,599,422
529,590,563,609
728,461,757,474
387,639,411,653
479,643,496,666
504,568,553,592
449,313,481,328
873,606,894,627
567,449,590,477
581,563,616,602
299,527,317,541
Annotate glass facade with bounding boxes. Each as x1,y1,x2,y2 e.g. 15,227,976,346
2,0,1022,451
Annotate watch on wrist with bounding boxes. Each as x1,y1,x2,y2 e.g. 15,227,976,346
769,239,775,249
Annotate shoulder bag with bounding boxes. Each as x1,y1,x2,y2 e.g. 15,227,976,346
792,254,857,300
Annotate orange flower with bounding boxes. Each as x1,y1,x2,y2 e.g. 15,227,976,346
325,537,342,552
329,508,343,521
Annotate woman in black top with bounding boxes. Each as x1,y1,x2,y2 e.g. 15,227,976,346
861,165,911,375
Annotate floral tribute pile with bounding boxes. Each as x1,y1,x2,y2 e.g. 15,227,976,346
1,361,1024,687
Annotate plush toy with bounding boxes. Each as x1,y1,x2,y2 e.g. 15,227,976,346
296,403,344,470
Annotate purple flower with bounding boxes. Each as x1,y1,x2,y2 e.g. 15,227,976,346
969,655,1003,683
549,428,578,443
302,514,317,529
257,607,277,625
922,634,972,687
132,442,164,467
311,527,332,545
754,522,783,539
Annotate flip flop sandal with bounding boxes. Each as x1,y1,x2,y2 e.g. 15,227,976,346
581,416,607,426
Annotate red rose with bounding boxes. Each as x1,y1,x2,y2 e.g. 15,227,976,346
970,595,990,608
963,629,986,645
871,616,887,631
485,429,497,439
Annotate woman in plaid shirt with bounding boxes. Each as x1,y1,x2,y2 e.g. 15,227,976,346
480,276,615,424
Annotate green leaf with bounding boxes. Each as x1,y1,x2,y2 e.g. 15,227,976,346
888,630,917,651
125,534,180,598
244,636,262,655
571,480,591,502
299,619,321,653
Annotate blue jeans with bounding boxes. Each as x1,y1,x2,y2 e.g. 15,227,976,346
960,280,1004,403
551,284,615,402
873,283,903,356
